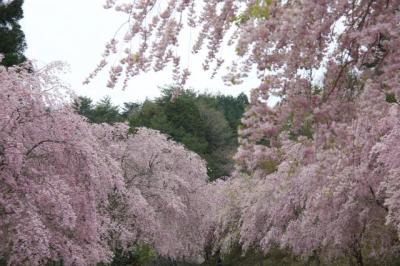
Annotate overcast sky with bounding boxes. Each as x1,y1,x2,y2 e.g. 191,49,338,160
20,0,259,106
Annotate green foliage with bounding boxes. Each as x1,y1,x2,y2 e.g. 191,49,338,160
73,96,124,124
192,245,315,266
258,159,279,174
248,0,271,19
109,245,157,266
138,247,400,266
0,0,26,66
256,138,271,147
121,102,140,119
73,96,93,118
283,113,314,141
385,92,397,103
197,92,249,140
233,0,272,25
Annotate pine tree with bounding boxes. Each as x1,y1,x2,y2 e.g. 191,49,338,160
0,0,26,66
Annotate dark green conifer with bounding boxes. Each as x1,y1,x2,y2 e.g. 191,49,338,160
0,0,26,66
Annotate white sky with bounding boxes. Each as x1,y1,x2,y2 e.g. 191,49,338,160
20,0,260,106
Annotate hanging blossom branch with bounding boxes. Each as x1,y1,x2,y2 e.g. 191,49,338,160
85,0,264,89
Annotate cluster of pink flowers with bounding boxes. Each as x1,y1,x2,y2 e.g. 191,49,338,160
87,0,246,88
230,0,400,264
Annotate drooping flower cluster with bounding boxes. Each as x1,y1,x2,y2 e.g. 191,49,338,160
229,0,400,264
0,63,121,265
89,0,262,88
120,127,216,261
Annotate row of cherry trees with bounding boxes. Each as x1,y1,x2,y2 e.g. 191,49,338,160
1,0,400,265
0,61,222,264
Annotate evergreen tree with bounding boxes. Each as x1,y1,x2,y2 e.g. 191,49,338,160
73,96,123,124
0,0,26,66
121,102,140,119
73,96,93,119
